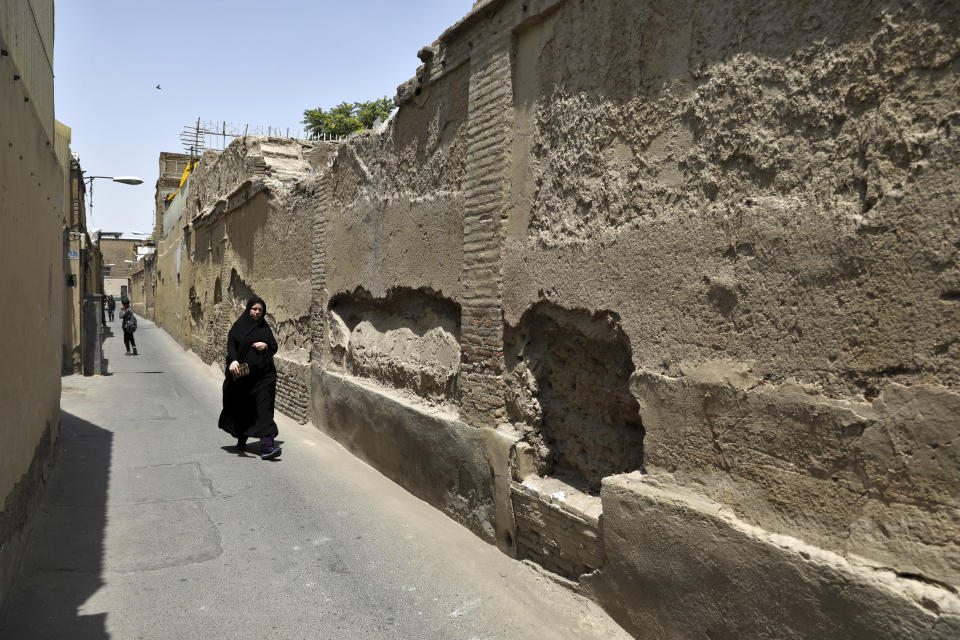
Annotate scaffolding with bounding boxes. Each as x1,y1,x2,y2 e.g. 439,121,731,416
179,118,342,157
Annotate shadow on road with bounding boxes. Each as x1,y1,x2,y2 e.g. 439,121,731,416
0,411,111,639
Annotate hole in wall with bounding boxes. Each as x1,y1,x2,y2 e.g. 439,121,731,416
504,302,644,491
327,287,461,404
228,268,254,308
189,287,202,330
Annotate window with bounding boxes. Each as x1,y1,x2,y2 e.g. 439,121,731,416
103,266,112,277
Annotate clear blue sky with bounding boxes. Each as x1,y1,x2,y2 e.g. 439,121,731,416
54,0,474,234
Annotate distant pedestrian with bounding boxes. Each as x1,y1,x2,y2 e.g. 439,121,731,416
107,295,116,322
119,298,138,356
218,296,281,459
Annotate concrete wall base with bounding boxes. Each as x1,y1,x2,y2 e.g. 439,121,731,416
583,472,960,640
314,370,495,542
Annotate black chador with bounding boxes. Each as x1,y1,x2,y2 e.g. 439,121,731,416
218,297,279,440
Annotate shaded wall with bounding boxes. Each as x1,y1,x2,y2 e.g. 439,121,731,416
0,3,63,605
62,161,103,373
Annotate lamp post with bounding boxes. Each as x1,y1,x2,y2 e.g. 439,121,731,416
83,174,144,227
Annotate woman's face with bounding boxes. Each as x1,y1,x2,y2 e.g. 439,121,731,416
249,303,264,321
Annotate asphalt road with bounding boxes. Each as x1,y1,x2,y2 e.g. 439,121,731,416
0,317,632,640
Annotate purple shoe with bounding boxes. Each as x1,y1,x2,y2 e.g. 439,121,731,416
260,445,281,460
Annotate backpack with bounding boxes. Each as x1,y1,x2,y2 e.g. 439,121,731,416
122,310,137,332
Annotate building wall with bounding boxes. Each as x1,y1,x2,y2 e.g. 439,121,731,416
62,230,102,372
61,153,81,372
310,53,501,537
508,0,960,587
0,0,63,606
154,152,191,240
155,177,191,350
128,253,155,319
129,266,145,316
99,237,138,289
307,0,960,637
144,0,960,635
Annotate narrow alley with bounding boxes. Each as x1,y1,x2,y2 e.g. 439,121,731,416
6,2,959,637
0,318,630,640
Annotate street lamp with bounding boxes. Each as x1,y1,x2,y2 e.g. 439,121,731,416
83,173,144,227
86,176,143,185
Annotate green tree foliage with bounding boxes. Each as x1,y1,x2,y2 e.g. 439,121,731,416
302,97,394,138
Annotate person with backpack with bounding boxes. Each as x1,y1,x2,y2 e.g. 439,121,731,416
120,298,138,356
107,295,116,322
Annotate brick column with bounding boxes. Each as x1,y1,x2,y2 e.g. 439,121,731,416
459,28,513,429
310,174,331,368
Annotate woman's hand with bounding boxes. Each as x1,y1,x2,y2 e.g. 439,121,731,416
252,342,268,352
229,360,241,375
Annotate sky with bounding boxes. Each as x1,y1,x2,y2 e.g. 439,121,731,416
53,0,475,234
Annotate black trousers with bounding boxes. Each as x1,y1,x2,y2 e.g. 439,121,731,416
123,329,137,351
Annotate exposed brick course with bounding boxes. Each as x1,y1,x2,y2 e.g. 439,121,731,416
510,481,603,580
458,29,512,429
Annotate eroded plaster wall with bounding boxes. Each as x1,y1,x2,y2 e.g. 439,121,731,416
155,176,191,350
155,137,326,423
307,0,960,636
147,0,960,635
317,60,470,405
310,56,498,537
479,0,960,635
500,0,960,595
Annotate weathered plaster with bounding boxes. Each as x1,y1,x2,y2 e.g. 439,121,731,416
149,0,960,634
499,0,960,589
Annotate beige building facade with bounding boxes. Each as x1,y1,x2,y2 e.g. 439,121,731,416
0,0,65,606
61,152,105,373
149,1,960,636
98,233,141,300
154,152,191,239
128,252,156,319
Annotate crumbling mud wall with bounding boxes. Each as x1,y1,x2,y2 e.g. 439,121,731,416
309,56,499,538
488,0,960,637
157,137,330,423
327,288,461,408
148,0,960,636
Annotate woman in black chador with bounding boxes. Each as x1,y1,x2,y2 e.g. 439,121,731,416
218,296,281,459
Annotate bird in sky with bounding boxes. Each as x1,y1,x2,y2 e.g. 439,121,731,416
155,84,161,89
